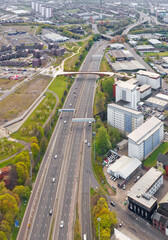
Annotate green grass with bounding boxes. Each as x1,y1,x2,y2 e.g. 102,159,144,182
144,52,168,57
12,92,56,142
100,56,112,72
143,142,168,167
48,75,67,100
0,138,24,161
11,200,28,240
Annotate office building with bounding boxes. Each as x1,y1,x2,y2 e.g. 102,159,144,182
126,168,163,220
107,103,144,134
139,84,151,99
114,81,140,110
128,117,164,161
145,97,168,110
136,70,161,89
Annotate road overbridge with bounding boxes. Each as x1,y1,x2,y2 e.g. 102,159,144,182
57,71,114,77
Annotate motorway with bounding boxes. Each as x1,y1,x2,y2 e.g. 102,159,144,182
17,40,106,240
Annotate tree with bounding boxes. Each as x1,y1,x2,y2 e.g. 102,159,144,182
22,186,31,199
30,136,38,145
0,231,7,240
95,126,111,155
15,162,29,185
0,220,11,238
102,77,114,101
40,136,48,154
31,142,40,160
13,185,24,197
6,165,18,190
96,92,106,114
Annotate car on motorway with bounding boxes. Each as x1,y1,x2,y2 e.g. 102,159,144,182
88,143,90,147
60,220,64,228
85,139,87,144
110,201,115,207
52,178,56,183
49,209,53,215
70,103,72,106
60,116,62,119
54,155,57,159
64,120,67,124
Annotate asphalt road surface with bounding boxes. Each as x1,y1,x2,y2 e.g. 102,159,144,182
17,40,106,240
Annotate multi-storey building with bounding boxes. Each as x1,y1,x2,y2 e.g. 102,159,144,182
136,70,161,89
107,103,144,134
126,168,163,221
128,117,164,161
114,81,140,110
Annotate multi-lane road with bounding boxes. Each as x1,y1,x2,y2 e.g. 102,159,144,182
17,40,106,240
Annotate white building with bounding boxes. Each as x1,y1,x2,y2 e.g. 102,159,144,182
128,117,164,160
38,3,42,13
107,103,144,134
45,7,52,19
41,5,45,17
109,43,125,50
136,70,161,89
126,168,163,220
107,155,141,180
115,81,140,110
31,1,35,10
139,84,151,99
35,2,39,12
148,39,162,45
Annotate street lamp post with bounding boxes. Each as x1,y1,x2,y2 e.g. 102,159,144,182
97,217,101,240
29,151,32,187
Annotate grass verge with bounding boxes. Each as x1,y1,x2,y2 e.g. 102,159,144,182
143,142,168,167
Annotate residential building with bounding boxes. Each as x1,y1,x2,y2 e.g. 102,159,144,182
128,117,164,160
107,103,144,134
136,70,161,89
126,168,163,220
32,58,41,68
115,81,140,110
157,153,168,176
152,193,168,237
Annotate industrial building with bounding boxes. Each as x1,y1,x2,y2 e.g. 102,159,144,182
109,43,125,50
115,81,140,110
152,193,168,237
107,103,144,134
107,155,142,180
148,39,162,45
110,50,134,61
111,60,146,72
139,84,151,99
128,117,164,161
44,33,69,42
155,93,168,102
126,168,163,220
136,70,161,89
126,78,138,85
135,45,155,52
145,97,168,110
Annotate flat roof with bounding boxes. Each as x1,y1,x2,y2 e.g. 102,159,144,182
145,97,168,107
140,84,151,93
114,228,133,240
107,156,141,179
156,93,168,102
159,192,168,204
122,50,133,58
137,70,160,79
163,57,168,63
112,60,146,72
126,78,138,85
128,116,163,144
110,43,125,47
108,103,143,116
126,168,163,209
136,45,155,50
116,80,136,90
148,39,162,45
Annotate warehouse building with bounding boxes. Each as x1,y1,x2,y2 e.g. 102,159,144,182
145,97,168,110
135,45,155,52
155,93,168,102
128,117,164,161
109,43,125,50
148,39,162,45
110,50,134,61
139,84,151,99
111,60,146,72
126,168,163,220
136,70,161,89
107,155,141,181
107,103,144,134
115,81,140,110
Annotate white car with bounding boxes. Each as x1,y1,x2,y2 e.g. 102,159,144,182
54,155,57,159
64,120,67,124
60,220,64,228
88,143,90,147
52,178,55,183
85,139,87,144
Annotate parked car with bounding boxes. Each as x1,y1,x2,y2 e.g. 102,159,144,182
110,201,115,207
123,184,126,190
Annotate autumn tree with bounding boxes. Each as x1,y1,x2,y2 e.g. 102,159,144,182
0,231,7,240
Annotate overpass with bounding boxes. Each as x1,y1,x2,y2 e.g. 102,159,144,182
57,71,114,77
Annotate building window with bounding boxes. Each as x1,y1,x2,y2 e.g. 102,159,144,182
130,203,133,210
141,209,144,216
145,211,148,218
134,205,136,212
